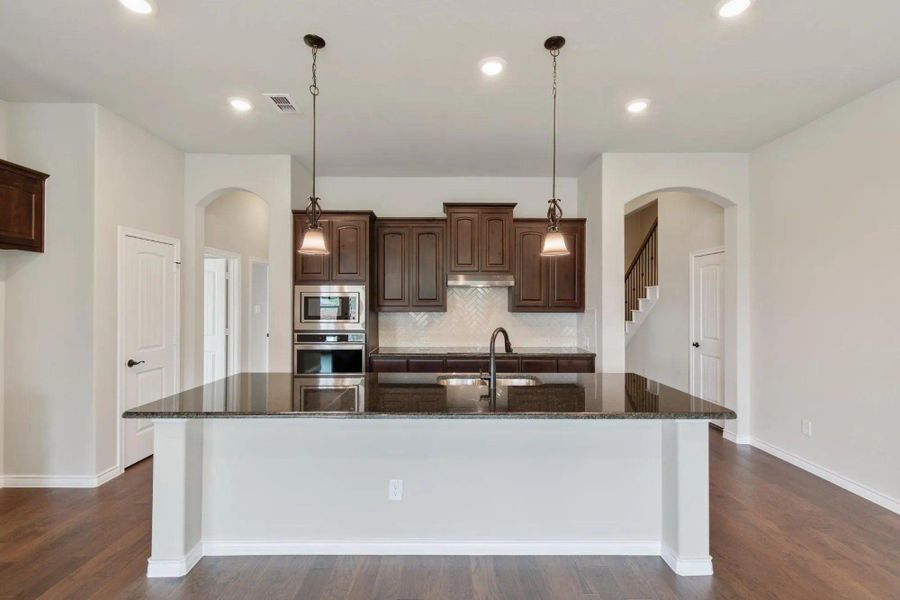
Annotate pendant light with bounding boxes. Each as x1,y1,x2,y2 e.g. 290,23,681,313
540,36,571,257
298,34,329,256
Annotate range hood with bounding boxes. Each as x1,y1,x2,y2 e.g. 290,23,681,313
447,273,515,288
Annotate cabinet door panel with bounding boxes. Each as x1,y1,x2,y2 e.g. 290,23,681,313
445,358,489,372
448,212,479,272
480,211,512,272
294,216,331,283
331,218,367,282
549,223,585,310
410,224,446,309
370,358,408,373
520,358,558,373
511,224,549,308
407,358,445,372
0,160,47,252
557,357,594,373
376,226,410,308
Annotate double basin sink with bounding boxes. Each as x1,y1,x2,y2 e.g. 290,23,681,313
436,375,542,387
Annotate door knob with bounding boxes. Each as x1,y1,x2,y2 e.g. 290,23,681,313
126,359,146,368
692,342,700,348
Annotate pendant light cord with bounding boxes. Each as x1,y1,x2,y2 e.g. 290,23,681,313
551,48,558,201
310,46,319,200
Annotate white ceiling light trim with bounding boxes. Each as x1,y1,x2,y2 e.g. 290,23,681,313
479,57,506,76
716,0,753,18
119,0,154,15
627,99,650,114
228,97,253,112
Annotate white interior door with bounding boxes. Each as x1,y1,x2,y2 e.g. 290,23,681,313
123,235,178,467
204,257,228,384
250,261,269,372
691,250,725,426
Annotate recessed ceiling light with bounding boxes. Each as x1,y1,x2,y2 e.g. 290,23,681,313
627,99,650,114
716,0,753,18
119,0,154,15
479,57,506,77
228,97,253,113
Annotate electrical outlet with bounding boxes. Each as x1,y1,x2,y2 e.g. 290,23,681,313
388,479,403,501
801,420,813,438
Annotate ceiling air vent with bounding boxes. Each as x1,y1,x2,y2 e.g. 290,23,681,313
263,93,298,114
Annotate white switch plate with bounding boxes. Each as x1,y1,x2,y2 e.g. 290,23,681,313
388,479,403,501
801,420,813,437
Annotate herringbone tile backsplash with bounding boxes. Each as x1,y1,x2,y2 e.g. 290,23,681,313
378,288,589,348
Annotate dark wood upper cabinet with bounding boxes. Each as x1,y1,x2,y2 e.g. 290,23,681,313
330,217,368,282
375,219,446,312
376,224,410,309
0,159,50,253
410,224,445,309
444,203,515,275
293,212,373,284
511,222,550,309
480,209,513,272
509,218,585,313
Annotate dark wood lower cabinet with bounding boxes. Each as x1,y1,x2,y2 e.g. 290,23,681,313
369,354,595,373
520,358,559,373
407,358,445,372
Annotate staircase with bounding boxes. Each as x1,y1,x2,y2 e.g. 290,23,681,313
625,218,658,344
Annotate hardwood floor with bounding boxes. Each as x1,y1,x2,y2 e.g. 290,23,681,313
1,429,898,599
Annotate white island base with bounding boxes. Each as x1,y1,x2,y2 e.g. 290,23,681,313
147,418,713,578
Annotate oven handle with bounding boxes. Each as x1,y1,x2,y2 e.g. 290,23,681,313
295,344,366,351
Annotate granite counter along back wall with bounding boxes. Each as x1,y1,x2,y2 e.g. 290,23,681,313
377,287,592,348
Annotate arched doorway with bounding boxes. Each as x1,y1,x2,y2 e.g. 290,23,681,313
201,189,270,383
624,190,727,422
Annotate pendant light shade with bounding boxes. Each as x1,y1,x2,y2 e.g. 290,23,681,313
540,36,570,257
298,34,330,256
299,226,328,255
541,230,569,257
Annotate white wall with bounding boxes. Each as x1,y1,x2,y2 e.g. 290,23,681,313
750,78,900,510
184,155,299,388
0,98,7,476
93,106,184,475
315,177,579,218
0,99,8,159
204,190,269,370
4,104,97,478
626,192,724,391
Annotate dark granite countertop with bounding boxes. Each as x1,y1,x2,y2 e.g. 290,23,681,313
123,372,735,420
370,346,596,357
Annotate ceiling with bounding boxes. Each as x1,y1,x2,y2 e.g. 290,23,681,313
1,0,899,176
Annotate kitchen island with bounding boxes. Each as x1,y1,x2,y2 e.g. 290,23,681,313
124,372,735,578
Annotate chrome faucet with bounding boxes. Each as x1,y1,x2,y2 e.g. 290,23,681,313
483,327,514,392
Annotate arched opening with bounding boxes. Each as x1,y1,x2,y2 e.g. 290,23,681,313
198,188,270,382
624,189,727,420
606,182,746,442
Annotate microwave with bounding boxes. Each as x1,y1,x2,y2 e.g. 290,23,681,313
294,285,366,331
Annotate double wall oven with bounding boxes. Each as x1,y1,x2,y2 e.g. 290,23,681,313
294,285,367,375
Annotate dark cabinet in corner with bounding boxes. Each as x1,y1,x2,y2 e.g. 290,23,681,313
444,203,514,276
510,219,585,312
375,219,446,312
0,159,50,253
293,212,374,284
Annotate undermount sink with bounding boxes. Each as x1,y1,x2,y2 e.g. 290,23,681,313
437,375,542,387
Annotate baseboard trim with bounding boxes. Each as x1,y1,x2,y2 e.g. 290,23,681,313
147,542,203,578
2,465,122,489
661,545,713,576
202,539,662,558
751,437,900,515
722,430,752,445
